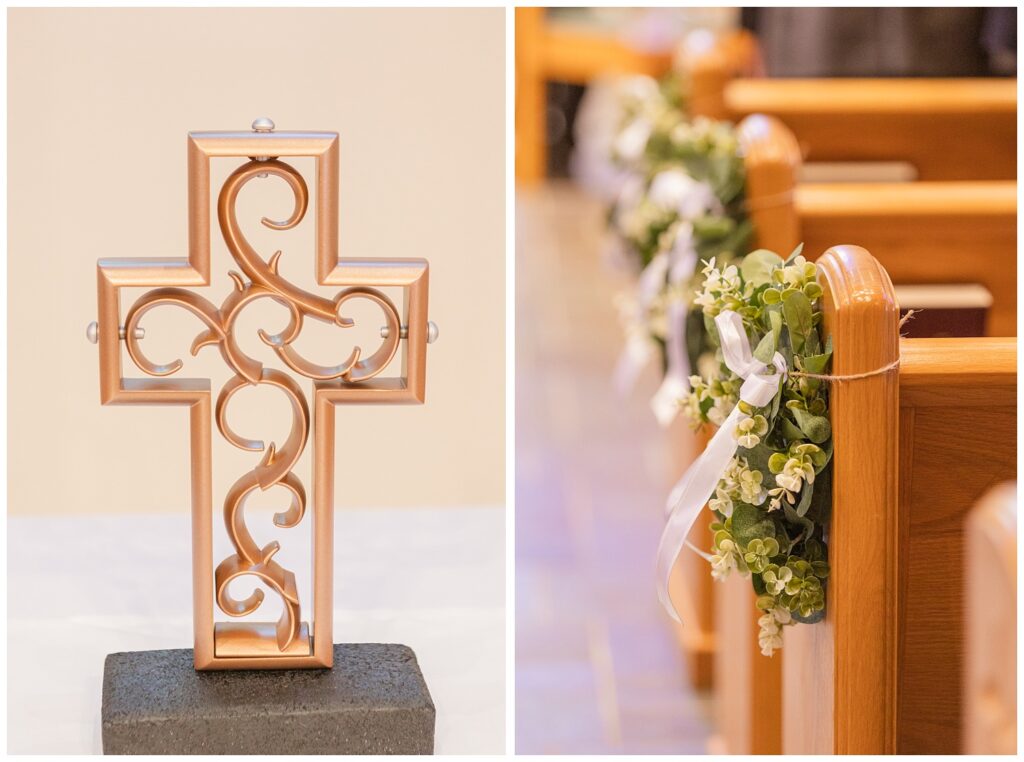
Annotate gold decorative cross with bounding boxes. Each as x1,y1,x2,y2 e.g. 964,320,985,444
90,119,434,670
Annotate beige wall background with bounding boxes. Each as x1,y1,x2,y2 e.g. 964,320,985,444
8,8,505,515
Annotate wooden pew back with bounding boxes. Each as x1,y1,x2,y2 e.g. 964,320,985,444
689,35,1017,181
796,182,1017,336
705,77,1018,181
737,114,1018,336
782,246,1017,754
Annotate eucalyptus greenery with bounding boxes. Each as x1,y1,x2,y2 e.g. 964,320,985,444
682,246,833,656
607,74,752,375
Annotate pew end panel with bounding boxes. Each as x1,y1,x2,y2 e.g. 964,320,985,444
896,338,1016,753
783,246,1017,754
736,113,802,255
685,29,763,121
785,246,902,754
711,571,782,755
667,426,716,691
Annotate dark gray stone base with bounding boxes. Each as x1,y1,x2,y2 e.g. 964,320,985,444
101,643,435,755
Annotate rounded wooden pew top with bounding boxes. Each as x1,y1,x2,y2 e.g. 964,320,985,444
726,78,1017,116
899,337,1016,405
795,181,1017,217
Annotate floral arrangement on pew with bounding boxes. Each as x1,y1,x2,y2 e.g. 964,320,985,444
656,246,832,656
594,74,753,426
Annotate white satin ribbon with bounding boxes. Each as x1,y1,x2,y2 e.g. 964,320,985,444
613,252,668,396
650,300,690,426
650,236,697,426
656,310,787,622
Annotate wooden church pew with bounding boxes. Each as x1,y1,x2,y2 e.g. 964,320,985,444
738,114,1017,336
963,482,1017,755
515,7,675,184
723,79,1017,181
700,116,1015,754
689,34,1016,181
782,245,1016,754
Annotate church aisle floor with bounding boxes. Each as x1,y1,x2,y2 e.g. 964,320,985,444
515,182,713,754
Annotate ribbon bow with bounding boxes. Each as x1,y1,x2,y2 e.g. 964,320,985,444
655,309,787,622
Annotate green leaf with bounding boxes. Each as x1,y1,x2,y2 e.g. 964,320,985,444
791,407,832,444
739,443,774,476
783,497,815,537
768,452,788,473
766,385,783,430
703,311,718,343
801,350,832,375
751,572,768,595
794,482,814,517
803,282,824,300
805,465,832,525
779,416,806,442
692,214,734,240
815,439,834,472
731,502,777,548
752,331,777,364
782,290,813,354
792,605,825,624
740,249,784,287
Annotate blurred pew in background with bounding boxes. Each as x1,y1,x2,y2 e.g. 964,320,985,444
690,34,1016,181
738,114,1017,336
963,482,1017,755
515,7,674,184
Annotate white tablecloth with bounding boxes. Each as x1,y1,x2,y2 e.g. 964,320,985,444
8,506,505,754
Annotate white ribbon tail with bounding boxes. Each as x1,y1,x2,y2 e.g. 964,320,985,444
615,253,669,396
650,301,691,427
656,405,743,622
655,309,788,623
613,335,653,396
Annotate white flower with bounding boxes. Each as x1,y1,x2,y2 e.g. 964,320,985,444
617,74,660,103
734,414,768,448
773,453,817,493
707,397,733,426
767,485,797,512
762,565,793,595
775,471,802,493
696,352,718,380
613,117,653,163
647,169,716,219
711,549,737,581
679,392,703,429
738,467,767,506
708,486,734,518
693,258,746,316
757,606,791,656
